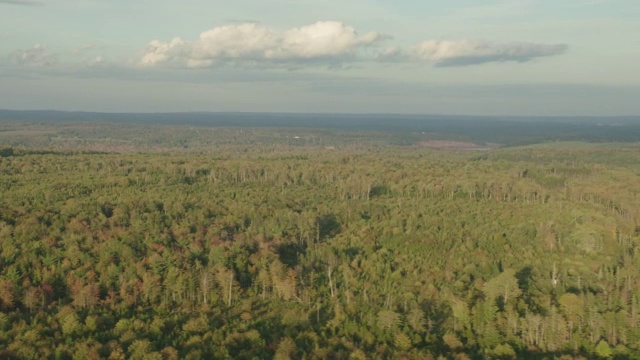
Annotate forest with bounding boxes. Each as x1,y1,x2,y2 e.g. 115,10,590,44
1,114,640,359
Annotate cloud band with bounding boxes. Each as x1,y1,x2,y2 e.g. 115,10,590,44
379,40,568,67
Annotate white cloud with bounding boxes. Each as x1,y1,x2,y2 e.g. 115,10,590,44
139,22,566,70
89,55,107,66
275,21,383,59
379,40,568,67
139,21,385,69
9,44,57,67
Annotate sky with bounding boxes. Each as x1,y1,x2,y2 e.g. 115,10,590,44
0,0,639,116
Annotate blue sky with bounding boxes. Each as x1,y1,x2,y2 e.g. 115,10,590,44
0,0,638,115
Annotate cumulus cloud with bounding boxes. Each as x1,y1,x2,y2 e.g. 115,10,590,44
139,21,385,69
379,40,568,67
8,44,57,67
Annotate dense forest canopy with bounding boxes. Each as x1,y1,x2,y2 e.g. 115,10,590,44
1,115,640,359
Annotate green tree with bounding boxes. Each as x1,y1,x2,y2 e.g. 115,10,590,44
594,339,613,358
274,337,296,360
483,269,521,308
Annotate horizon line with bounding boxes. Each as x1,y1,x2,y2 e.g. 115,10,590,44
1,108,639,119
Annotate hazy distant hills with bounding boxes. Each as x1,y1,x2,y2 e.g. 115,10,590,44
1,109,640,145
1,109,639,126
